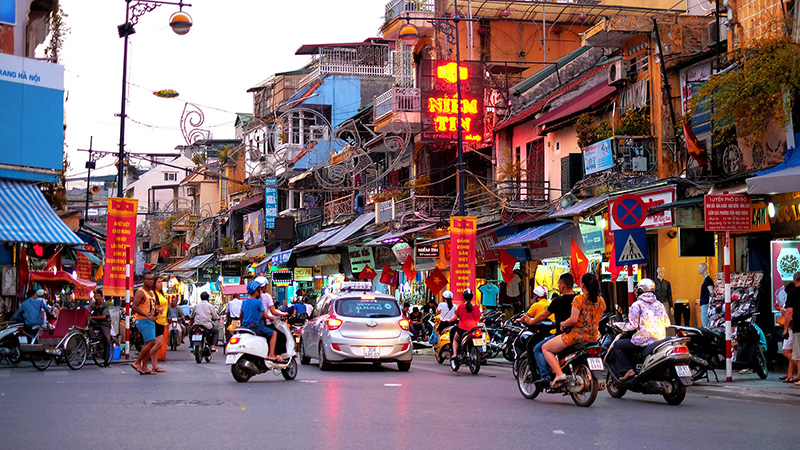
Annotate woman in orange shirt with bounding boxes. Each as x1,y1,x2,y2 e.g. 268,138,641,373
541,273,605,387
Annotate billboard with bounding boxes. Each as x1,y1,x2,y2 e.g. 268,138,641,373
0,53,65,182
243,209,264,247
420,60,484,143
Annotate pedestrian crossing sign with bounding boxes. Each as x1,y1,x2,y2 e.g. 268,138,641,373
613,228,647,266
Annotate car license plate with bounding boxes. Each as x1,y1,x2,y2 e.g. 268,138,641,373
587,357,604,371
364,346,380,359
675,364,692,377
191,335,203,342
225,354,238,365
18,336,27,344
473,338,485,346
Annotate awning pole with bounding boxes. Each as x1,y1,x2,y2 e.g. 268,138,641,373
125,263,131,360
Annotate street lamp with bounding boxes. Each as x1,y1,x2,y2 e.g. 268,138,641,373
116,0,193,198
402,1,476,216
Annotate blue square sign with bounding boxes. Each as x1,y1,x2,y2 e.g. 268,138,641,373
613,228,647,266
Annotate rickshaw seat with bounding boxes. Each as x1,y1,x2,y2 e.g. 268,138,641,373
39,309,89,339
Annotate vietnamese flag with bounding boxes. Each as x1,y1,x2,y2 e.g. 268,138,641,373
425,267,448,295
402,256,417,282
45,248,62,272
380,263,397,285
683,122,709,167
499,250,518,284
181,242,190,251
94,265,103,282
359,264,377,280
144,263,156,270
159,246,170,259
570,238,589,282
608,241,621,282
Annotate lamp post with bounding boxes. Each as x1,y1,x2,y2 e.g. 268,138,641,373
116,0,193,198
402,1,476,216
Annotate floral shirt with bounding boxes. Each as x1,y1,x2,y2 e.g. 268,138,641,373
626,292,670,346
561,295,606,346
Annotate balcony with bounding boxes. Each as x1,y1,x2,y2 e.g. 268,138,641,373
324,193,354,225
373,87,422,133
383,0,436,37
299,47,394,87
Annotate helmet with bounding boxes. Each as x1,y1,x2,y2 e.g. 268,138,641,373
533,285,547,299
254,275,269,286
463,288,474,301
636,278,656,295
247,280,262,295
442,290,453,300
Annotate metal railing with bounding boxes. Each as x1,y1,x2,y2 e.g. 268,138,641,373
324,193,354,224
374,87,421,121
385,0,435,21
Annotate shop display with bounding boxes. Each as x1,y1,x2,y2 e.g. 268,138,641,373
707,271,763,330
771,241,800,311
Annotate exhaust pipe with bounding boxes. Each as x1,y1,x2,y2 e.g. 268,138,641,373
240,358,260,375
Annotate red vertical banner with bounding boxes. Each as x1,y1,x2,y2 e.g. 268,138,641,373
74,253,93,300
449,216,477,304
103,197,138,297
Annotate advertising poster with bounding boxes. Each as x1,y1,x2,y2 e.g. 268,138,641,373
348,246,375,275
265,178,278,229
74,253,93,300
771,241,800,311
294,267,313,282
103,197,138,297
450,216,477,303
243,209,264,247
583,138,614,175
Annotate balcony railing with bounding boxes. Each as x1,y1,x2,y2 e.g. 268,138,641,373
324,193,354,225
386,0,435,21
374,87,421,121
300,48,394,86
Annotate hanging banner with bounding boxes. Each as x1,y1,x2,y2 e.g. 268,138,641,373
74,253,93,300
704,194,752,232
450,216,477,303
103,197,138,297
265,177,278,229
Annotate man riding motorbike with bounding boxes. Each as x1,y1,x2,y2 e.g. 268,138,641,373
436,290,457,335
612,278,671,380
167,297,187,344
11,289,53,335
191,292,220,352
240,280,284,363
525,273,577,382
451,289,481,363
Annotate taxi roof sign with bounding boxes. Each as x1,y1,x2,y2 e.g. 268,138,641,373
341,281,374,291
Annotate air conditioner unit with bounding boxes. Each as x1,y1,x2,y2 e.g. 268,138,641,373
608,59,631,86
708,19,728,45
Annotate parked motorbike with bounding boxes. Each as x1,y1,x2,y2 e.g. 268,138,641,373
189,324,214,364
498,313,526,362
603,322,694,405
0,322,26,365
450,326,486,375
1,322,58,370
516,341,605,407
510,321,556,378
226,318,298,383
673,311,768,381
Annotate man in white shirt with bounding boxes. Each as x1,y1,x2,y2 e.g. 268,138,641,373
255,276,287,325
191,292,219,351
224,296,244,342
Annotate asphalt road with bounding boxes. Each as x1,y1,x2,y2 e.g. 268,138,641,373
0,346,797,450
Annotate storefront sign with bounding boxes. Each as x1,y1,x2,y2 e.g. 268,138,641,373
271,249,292,266
103,197,138,297
704,194,751,232
391,242,413,265
416,244,439,259
264,178,278,229
243,209,264,246
450,216,477,303
348,246,375,275
271,270,293,287
421,60,484,143
583,138,614,175
770,241,800,311
769,191,800,237
579,220,605,255
609,186,676,231
294,267,313,282
750,201,771,233
221,276,240,285
198,266,220,283
221,261,241,277
74,253,93,300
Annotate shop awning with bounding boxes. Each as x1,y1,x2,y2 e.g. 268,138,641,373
320,213,374,248
271,249,292,266
29,270,97,290
746,165,800,195
296,253,341,267
178,254,214,270
537,83,618,128
229,194,264,213
492,222,568,248
244,245,267,259
549,194,608,219
295,226,344,249
364,224,437,246
0,179,84,245
219,251,247,262
221,284,248,296
647,197,704,215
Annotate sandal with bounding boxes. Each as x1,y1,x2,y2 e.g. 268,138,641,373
153,367,166,373
779,375,788,381
550,374,567,389
131,363,146,375
267,356,286,364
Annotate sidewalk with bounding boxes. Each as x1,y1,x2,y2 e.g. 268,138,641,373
692,371,800,404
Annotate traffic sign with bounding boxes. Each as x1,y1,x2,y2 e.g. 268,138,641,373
614,228,647,266
611,194,646,229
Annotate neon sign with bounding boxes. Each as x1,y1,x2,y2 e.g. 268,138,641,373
421,60,484,143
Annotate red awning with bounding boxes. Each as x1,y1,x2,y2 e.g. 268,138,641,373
229,194,264,212
29,271,97,290
535,83,618,128
221,284,248,296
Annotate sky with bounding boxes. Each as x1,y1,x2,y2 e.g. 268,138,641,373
59,0,386,179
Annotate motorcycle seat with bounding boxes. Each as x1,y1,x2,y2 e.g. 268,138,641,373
698,327,724,339
642,338,671,357
558,341,599,358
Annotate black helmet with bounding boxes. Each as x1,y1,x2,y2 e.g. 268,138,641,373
463,288,474,301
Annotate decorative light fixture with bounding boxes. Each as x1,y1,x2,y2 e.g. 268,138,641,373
768,202,776,218
599,217,607,230
399,23,420,47
169,10,193,35
153,89,179,98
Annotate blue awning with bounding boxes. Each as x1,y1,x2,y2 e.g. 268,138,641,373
178,254,214,270
0,179,84,245
492,222,568,249
320,213,374,248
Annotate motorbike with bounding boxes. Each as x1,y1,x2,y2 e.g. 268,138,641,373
510,321,556,378
189,324,215,364
516,341,606,407
226,318,298,383
0,322,26,365
433,321,454,364
450,326,486,375
673,311,768,381
498,313,527,362
602,321,694,405
168,317,182,351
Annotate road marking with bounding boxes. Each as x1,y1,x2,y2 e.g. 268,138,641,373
384,383,402,387
299,380,318,383
553,430,565,435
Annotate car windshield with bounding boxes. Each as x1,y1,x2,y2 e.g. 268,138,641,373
335,298,401,318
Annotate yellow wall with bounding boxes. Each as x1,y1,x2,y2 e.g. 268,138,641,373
657,227,717,303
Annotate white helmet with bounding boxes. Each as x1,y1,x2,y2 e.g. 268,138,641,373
636,278,656,294
442,290,453,300
255,276,269,287
533,285,547,298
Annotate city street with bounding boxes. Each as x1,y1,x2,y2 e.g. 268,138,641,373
0,347,797,450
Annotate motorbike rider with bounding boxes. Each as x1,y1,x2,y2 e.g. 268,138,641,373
12,289,52,334
436,290,458,335
255,276,288,326
167,297,187,344
517,286,553,327
451,289,481,362
526,273,577,382
240,280,284,363
190,292,220,352
613,278,671,380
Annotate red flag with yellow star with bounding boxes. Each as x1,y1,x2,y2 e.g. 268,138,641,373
402,256,417,282
425,267,448,295
570,237,588,282
499,250,517,284
359,264,377,280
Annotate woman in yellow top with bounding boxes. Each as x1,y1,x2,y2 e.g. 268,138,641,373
150,276,169,373
542,273,606,387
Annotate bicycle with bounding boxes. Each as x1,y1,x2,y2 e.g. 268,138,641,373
64,324,112,368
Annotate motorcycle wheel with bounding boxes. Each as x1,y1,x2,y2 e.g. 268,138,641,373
468,346,481,375
31,353,52,371
435,344,450,365
502,344,515,362
516,356,540,400
606,373,627,399
689,359,708,381
231,358,252,383
281,358,298,380
512,359,519,379
64,334,87,370
663,380,687,405
169,332,176,351
570,364,599,407
1,337,22,365
450,352,461,372
318,342,332,371
754,348,768,380
194,345,202,364
298,339,310,365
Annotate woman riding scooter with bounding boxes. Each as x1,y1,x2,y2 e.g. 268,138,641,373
436,290,457,335
451,289,481,363
613,278,671,380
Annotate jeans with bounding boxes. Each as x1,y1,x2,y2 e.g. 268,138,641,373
612,338,641,373
700,303,710,328
673,303,690,326
410,324,423,341
534,335,556,380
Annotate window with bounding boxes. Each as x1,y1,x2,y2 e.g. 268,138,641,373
335,297,400,318
164,172,177,182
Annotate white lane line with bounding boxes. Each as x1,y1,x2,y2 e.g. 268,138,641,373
384,383,402,387
300,380,318,383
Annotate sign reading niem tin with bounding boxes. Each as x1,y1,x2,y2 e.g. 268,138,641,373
704,194,752,232
416,244,440,259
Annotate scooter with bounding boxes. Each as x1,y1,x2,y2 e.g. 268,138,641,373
189,324,214,364
433,319,454,364
516,341,606,407
673,311,768,381
603,322,694,405
450,326,486,375
168,318,182,351
510,321,556,378
226,318,298,383
0,322,26,365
